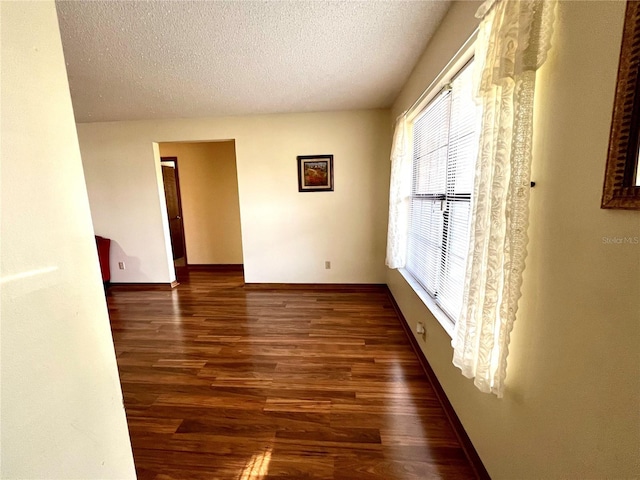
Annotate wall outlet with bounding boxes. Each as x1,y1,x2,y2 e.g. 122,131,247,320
325,261,331,269
118,261,126,270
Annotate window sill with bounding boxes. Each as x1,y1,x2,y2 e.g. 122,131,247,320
398,268,455,339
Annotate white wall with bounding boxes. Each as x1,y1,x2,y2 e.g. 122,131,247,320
388,1,640,478
159,141,244,265
79,110,391,284
0,2,136,478
77,129,176,284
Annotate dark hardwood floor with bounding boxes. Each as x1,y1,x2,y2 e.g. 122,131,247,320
107,269,477,479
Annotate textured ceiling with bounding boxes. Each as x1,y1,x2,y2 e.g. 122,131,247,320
56,0,451,123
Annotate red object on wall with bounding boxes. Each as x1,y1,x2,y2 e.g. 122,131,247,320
95,235,111,283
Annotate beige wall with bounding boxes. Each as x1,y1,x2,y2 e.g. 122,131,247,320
0,1,135,478
159,141,243,264
388,1,640,478
79,109,391,283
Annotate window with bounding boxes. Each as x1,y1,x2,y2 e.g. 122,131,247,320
405,60,481,325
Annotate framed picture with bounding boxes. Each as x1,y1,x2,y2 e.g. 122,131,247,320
601,0,640,209
297,155,334,192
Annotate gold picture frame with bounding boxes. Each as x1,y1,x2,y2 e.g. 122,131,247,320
602,0,640,210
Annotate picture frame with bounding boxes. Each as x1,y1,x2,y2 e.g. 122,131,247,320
602,0,640,210
297,154,334,192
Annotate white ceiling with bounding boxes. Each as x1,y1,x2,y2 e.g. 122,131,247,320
56,0,451,123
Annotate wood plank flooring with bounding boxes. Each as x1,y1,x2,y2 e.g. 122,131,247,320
107,269,477,479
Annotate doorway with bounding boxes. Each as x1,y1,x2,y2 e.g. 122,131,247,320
158,141,244,281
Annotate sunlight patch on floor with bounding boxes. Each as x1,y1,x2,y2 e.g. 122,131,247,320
239,446,272,480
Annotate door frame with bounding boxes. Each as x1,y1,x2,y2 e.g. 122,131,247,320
160,156,189,266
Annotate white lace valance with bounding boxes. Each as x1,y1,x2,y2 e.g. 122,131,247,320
475,0,557,93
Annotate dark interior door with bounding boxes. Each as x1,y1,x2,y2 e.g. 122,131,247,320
161,165,186,260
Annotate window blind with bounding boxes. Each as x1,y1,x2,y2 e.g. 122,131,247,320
406,60,480,322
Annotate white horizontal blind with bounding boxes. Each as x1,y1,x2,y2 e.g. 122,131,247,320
406,61,480,322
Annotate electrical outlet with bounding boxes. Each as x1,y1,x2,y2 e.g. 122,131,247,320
325,261,331,269
118,261,126,270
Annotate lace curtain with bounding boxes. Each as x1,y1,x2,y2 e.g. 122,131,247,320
452,0,557,397
386,114,411,269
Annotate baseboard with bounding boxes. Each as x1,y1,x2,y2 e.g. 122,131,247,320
186,264,244,272
384,287,491,480
243,283,386,292
109,282,176,291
